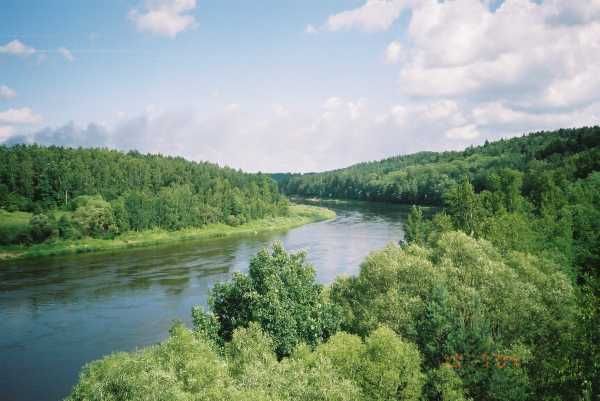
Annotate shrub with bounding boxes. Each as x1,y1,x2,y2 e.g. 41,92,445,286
29,213,58,243
201,242,342,357
72,197,117,238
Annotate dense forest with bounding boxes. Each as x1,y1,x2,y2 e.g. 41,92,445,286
277,126,600,205
0,146,288,245
67,127,599,401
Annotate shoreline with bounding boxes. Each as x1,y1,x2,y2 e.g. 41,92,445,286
0,204,335,262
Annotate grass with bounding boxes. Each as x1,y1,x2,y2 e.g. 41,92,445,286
0,204,335,262
0,209,31,245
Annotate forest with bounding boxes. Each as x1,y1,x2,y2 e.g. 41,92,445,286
65,127,599,401
276,126,600,206
0,146,289,247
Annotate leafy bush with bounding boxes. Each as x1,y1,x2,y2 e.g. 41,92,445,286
57,214,81,240
0,209,32,245
72,196,117,238
314,327,424,401
68,320,428,401
195,242,342,357
330,232,576,400
29,213,57,243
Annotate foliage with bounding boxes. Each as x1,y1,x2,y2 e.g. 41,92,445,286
404,205,426,245
278,127,600,207
198,242,342,357
0,204,333,261
29,213,58,243
67,320,429,401
0,145,289,244
314,327,424,401
71,196,118,238
0,209,31,244
330,232,577,400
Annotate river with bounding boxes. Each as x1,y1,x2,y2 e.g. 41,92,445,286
0,201,409,401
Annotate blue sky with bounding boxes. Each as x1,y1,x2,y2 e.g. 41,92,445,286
1,0,599,172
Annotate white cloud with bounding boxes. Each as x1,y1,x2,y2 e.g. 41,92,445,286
0,108,42,125
225,103,240,113
305,24,318,34
0,40,36,56
322,0,600,116
325,0,408,32
58,47,75,61
272,104,289,117
0,126,15,140
445,124,480,140
323,97,343,110
129,0,197,38
0,85,17,100
384,40,403,64
5,98,600,172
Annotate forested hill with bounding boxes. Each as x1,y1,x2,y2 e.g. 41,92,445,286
0,145,288,242
276,126,600,205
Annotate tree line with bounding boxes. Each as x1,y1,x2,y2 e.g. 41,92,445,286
276,126,600,206
0,145,289,244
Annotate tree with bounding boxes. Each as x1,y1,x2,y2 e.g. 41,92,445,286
72,196,117,238
202,242,342,357
405,205,427,245
444,177,482,236
29,213,57,243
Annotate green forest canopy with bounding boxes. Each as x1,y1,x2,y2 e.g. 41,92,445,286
276,126,600,205
0,146,289,244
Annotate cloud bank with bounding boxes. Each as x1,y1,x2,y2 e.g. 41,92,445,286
6,96,600,172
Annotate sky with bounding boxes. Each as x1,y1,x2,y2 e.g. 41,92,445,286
1,0,599,172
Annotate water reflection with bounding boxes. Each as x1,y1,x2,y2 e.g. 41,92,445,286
0,201,408,401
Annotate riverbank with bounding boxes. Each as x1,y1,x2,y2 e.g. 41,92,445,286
0,204,335,262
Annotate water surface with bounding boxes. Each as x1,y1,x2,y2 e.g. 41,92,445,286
0,201,408,401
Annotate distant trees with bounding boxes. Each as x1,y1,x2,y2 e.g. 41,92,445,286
0,145,289,245
279,127,600,208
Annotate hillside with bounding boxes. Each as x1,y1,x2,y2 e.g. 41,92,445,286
277,126,600,205
0,145,289,246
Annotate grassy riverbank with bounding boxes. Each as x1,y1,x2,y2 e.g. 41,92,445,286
0,204,335,262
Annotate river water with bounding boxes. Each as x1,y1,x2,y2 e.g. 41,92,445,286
0,201,409,401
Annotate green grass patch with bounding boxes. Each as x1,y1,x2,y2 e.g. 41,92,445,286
0,209,31,245
0,204,335,262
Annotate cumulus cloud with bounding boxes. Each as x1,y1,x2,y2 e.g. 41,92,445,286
58,47,75,61
325,0,409,32
299,0,600,154
322,0,600,113
0,107,42,143
0,39,36,56
129,0,197,38
391,0,600,108
0,108,42,125
4,97,600,172
445,124,481,140
0,85,16,100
